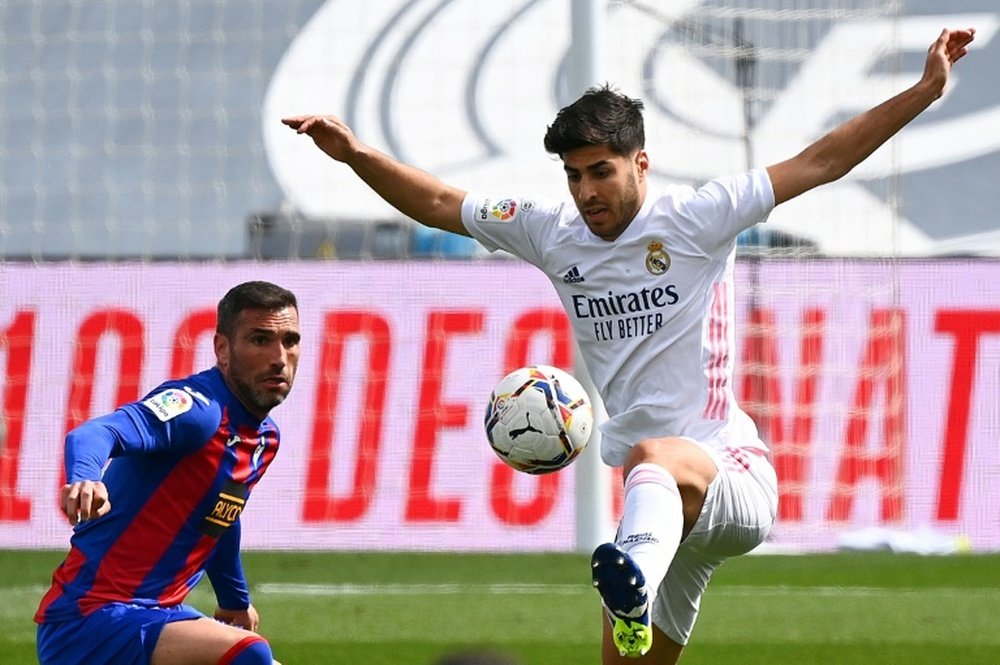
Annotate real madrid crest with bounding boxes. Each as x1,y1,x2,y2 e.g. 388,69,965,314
645,240,670,275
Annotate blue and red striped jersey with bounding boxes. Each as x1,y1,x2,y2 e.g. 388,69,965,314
35,367,281,624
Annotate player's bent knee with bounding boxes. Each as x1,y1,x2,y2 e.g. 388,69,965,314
218,635,273,665
626,437,716,483
626,436,687,461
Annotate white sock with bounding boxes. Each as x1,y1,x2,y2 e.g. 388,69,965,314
617,462,684,606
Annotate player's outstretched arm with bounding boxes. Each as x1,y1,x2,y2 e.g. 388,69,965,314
767,27,975,206
61,418,121,524
282,114,470,237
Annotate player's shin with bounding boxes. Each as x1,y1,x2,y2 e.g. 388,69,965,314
616,462,684,605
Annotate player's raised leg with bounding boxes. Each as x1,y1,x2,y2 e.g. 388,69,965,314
593,436,718,660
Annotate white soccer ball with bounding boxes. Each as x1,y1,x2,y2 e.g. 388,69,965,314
484,365,594,474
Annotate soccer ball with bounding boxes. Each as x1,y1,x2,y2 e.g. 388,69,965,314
484,365,594,474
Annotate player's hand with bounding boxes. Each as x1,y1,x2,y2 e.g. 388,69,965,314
281,114,359,164
923,28,975,98
214,604,260,632
60,480,110,526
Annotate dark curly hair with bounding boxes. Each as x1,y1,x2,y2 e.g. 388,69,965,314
543,84,645,157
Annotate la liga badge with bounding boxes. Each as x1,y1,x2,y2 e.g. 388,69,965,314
142,388,194,422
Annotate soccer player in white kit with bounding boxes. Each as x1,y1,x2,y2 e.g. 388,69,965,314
284,28,974,664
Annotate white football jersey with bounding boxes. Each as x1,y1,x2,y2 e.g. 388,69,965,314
461,168,775,466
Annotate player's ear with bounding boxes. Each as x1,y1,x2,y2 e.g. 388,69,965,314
634,150,649,177
213,332,230,369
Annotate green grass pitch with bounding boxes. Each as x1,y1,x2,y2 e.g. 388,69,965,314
5,549,999,664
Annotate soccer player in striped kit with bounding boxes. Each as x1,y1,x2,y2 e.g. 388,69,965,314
35,281,300,665
284,27,974,663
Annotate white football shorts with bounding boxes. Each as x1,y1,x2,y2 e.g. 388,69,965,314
650,441,778,645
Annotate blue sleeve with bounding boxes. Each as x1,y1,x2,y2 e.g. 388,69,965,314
65,410,145,483
205,520,251,610
65,382,221,483
121,383,221,453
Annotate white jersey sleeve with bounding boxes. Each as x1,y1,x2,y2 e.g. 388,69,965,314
459,195,572,267
672,169,775,254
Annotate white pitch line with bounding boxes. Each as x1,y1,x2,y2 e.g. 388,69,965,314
713,585,1000,598
253,583,1000,598
254,583,583,596
5,583,996,599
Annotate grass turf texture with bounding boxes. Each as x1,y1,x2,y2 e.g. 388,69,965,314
3,549,999,664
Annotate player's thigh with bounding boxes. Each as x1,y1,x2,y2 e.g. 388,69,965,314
151,617,266,665
689,446,777,557
601,615,682,665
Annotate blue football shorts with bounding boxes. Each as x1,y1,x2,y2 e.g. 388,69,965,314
37,603,206,665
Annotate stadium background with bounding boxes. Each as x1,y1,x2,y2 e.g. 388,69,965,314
2,0,1000,558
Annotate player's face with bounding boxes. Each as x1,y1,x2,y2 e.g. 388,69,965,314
562,144,648,241
215,306,301,419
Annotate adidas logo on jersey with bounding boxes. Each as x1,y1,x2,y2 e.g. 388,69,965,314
563,266,585,283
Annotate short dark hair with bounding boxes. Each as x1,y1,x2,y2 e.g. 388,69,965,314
543,84,645,157
216,281,298,338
